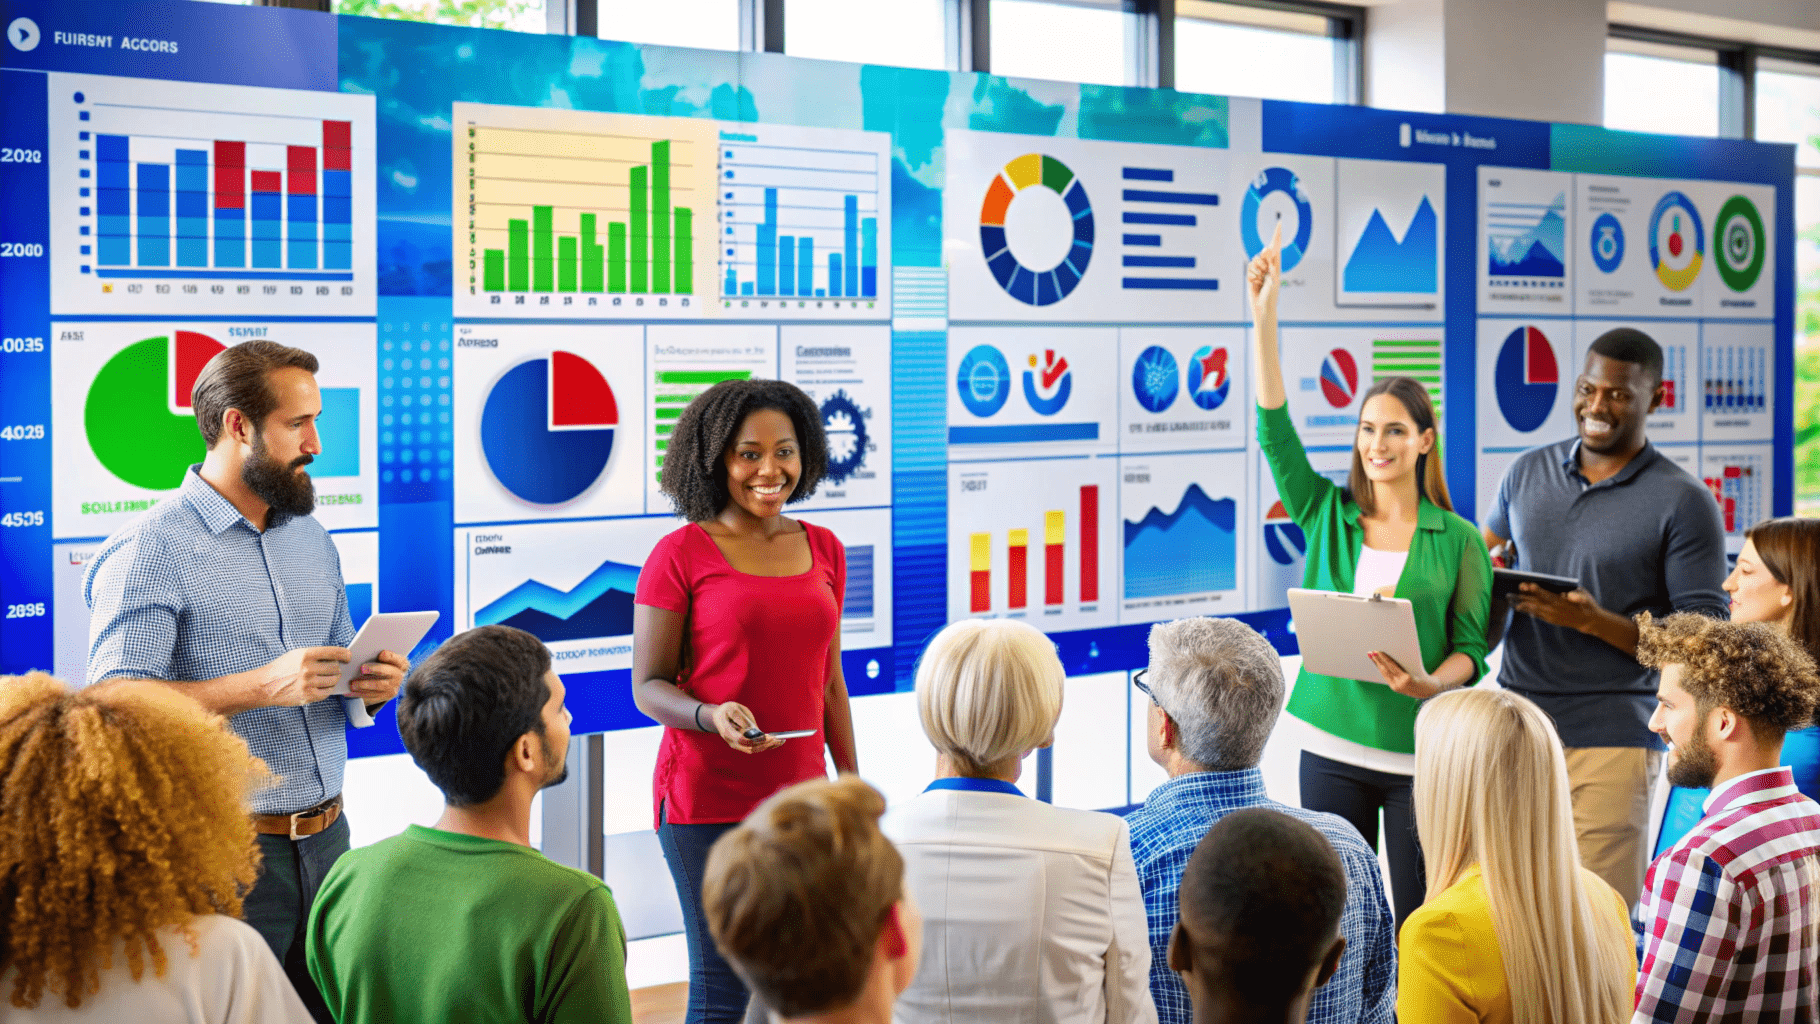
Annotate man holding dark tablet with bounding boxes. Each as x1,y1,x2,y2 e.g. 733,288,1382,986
83,340,410,1022
1482,327,1726,907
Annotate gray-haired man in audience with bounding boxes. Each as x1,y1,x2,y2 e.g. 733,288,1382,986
1125,617,1395,1024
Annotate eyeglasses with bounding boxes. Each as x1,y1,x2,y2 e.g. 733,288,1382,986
1133,669,1161,707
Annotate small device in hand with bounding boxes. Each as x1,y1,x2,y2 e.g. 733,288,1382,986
1491,568,1580,598
743,726,815,741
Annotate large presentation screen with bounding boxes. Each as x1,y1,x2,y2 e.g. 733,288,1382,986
0,1,1796,759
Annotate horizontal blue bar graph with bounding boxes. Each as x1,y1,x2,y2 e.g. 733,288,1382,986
1125,255,1194,268
1123,277,1219,290
1124,212,1195,226
948,423,1100,444
1123,167,1174,181
1124,189,1219,206
1123,234,1161,245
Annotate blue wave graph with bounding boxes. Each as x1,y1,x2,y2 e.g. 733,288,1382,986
1123,484,1237,599
1343,197,1437,293
475,558,642,644
1487,192,1567,278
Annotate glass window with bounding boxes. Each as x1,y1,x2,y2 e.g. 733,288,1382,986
598,0,740,51
989,0,1133,87
1757,60,1820,510
786,0,948,70
335,0,546,31
1174,0,1338,103
1604,40,1720,137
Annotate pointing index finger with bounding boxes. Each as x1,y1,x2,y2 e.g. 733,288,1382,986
1269,219,1283,254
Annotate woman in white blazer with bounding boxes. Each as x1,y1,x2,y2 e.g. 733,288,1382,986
882,619,1158,1024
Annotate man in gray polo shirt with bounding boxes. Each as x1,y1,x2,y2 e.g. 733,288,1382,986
1484,326,1726,907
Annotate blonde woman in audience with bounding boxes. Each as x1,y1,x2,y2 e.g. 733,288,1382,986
0,673,309,1023
882,618,1156,1024
704,776,920,1024
1399,688,1635,1024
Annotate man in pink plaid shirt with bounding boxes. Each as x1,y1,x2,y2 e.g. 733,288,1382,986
1634,612,1820,1023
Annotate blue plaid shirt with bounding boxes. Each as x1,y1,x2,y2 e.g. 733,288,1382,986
1126,769,1395,1024
84,467,356,816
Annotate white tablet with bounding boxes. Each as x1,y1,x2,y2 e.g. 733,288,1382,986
333,611,440,695
1287,588,1429,686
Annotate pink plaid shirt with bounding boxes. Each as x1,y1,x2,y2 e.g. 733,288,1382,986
1635,766,1820,1023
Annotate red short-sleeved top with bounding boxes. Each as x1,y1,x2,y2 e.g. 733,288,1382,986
635,519,845,827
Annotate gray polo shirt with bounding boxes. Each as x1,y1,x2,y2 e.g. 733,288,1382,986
1487,439,1727,749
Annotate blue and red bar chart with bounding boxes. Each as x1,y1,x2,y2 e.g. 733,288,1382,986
50,74,375,317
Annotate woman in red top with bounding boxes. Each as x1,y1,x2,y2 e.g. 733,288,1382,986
633,378,860,1024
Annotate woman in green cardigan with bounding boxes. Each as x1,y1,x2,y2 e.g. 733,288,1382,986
1248,226,1492,928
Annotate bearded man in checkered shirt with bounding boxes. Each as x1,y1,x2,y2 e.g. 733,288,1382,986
84,340,410,1023
1635,612,1820,1023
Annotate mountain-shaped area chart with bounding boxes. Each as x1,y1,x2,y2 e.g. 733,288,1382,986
1487,192,1567,279
1343,197,1438,293
475,558,642,643
1124,483,1237,599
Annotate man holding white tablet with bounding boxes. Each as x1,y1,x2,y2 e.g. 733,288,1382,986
84,339,410,1023
1483,327,1726,908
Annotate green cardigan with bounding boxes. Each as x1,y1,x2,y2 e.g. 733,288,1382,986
1260,403,1492,754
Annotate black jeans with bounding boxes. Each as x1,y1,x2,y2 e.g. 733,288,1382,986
245,811,350,1024
657,804,748,1024
1300,751,1425,929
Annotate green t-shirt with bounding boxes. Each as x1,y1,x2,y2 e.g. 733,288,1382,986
306,825,632,1024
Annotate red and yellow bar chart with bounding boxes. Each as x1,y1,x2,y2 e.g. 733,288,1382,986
49,73,376,316
455,104,719,320
958,478,1107,624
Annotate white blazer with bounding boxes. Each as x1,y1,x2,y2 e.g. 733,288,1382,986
882,785,1158,1024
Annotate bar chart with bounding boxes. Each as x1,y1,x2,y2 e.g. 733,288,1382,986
643,326,777,509
717,124,893,319
49,73,376,316
455,104,719,320
953,459,1112,630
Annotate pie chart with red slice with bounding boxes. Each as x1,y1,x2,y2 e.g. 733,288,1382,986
85,330,226,490
1319,349,1359,409
480,351,619,505
1494,325,1559,433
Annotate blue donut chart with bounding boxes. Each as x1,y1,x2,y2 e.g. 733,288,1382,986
1241,166,1313,272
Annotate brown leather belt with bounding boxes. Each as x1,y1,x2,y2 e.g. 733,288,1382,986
254,794,343,840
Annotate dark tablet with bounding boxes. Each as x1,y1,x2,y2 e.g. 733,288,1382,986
1493,568,1580,597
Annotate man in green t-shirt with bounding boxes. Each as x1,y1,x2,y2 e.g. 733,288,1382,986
305,625,631,1024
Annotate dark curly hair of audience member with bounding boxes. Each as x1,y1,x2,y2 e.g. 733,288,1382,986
658,378,828,522
0,674,269,1010
1636,612,1820,737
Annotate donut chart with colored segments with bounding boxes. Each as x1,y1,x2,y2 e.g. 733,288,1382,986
1649,191,1704,292
1494,325,1559,433
1240,167,1313,272
1715,195,1765,293
85,331,227,490
1319,349,1358,409
480,351,620,506
978,153,1094,306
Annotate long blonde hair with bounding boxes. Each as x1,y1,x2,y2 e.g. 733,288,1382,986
1413,689,1633,1024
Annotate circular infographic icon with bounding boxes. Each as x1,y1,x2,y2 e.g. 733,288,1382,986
480,351,619,505
1186,345,1231,411
1022,349,1073,416
1132,345,1179,413
1494,325,1560,433
1240,167,1313,272
1589,212,1625,274
1714,194,1765,293
820,390,868,485
1318,349,1359,409
956,344,1011,417
1263,499,1307,567
86,331,226,490
978,153,1093,306
1648,191,1704,292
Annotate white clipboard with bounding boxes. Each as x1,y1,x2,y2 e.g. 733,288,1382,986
1287,588,1429,686
333,611,439,695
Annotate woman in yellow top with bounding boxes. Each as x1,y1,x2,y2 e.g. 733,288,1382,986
1400,687,1636,1024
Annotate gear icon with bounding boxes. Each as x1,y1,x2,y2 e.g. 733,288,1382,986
820,390,868,485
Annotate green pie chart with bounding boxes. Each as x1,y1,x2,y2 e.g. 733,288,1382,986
85,333,225,490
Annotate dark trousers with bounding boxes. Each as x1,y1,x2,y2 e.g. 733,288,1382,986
658,805,748,1024
1300,751,1426,929
245,811,351,1024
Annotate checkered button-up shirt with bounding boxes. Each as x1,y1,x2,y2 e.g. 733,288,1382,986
1636,766,1820,1024
84,467,356,816
1126,769,1396,1024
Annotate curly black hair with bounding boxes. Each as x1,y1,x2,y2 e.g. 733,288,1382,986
660,378,828,522
1636,612,1820,735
